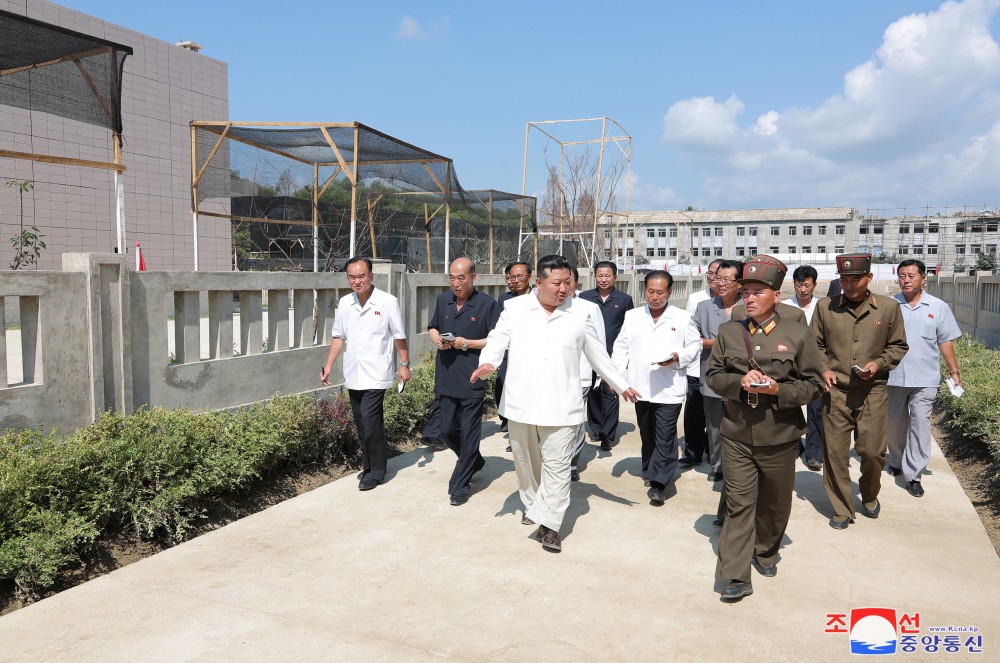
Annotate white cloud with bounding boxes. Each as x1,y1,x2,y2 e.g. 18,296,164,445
394,16,450,42
659,0,1000,209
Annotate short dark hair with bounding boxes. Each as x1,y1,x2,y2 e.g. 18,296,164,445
594,260,618,276
570,265,579,282
708,259,723,270
344,256,372,273
537,254,572,279
644,269,673,289
792,265,818,283
504,261,531,276
717,260,742,276
898,259,926,276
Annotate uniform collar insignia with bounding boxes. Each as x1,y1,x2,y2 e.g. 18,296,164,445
748,315,778,336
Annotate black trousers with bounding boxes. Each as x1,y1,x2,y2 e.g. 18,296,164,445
635,401,683,489
495,357,508,425
682,376,708,460
348,388,388,482
587,373,620,445
422,396,443,442
439,395,486,498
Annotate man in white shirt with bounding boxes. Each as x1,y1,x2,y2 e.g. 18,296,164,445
784,264,824,471
613,270,702,504
472,255,640,552
681,259,722,465
321,257,410,491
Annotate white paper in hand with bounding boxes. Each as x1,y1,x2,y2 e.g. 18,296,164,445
946,377,964,398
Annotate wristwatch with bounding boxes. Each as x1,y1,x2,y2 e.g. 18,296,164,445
461,341,469,352
400,362,410,367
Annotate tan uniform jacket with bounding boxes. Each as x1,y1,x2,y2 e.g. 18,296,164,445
811,293,909,390
730,301,806,324
706,317,824,446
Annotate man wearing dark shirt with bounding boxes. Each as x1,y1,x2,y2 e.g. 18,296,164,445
496,261,532,434
580,260,634,451
428,257,501,506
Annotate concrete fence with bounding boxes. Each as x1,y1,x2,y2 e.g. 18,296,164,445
926,272,1000,348
0,255,671,437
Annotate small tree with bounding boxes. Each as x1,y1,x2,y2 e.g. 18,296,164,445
5,178,46,270
974,251,998,274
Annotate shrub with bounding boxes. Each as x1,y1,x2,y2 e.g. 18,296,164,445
936,336,1000,460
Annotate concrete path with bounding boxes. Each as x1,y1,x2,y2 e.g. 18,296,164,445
1,406,997,662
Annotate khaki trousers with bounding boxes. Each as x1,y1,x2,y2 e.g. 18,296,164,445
507,421,577,532
716,437,798,582
822,386,888,519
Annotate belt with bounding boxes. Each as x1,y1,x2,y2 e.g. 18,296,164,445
740,391,774,408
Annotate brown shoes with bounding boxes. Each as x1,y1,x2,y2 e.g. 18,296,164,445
521,514,535,526
537,525,562,551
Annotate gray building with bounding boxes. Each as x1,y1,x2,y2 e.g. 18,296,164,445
0,0,230,272
602,207,858,270
858,210,999,273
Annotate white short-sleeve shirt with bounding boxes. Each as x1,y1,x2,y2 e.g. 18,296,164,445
331,286,406,390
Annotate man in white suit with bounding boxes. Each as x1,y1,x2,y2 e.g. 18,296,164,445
472,255,641,552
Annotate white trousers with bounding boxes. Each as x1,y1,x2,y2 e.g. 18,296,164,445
507,421,577,532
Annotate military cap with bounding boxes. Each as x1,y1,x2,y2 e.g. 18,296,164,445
836,253,872,275
738,254,787,290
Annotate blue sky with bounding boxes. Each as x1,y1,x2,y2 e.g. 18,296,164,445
62,0,1000,214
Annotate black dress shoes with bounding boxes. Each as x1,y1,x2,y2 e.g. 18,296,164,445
908,480,925,497
887,465,902,476
570,468,580,481
707,470,724,482
599,440,612,451
521,514,535,526
538,525,562,552
751,555,777,577
647,486,666,505
500,421,508,433
678,455,700,467
358,477,380,491
860,499,881,519
720,581,753,601
829,515,852,530
449,494,469,506
805,458,823,471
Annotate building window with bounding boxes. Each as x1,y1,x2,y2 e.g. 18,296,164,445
788,246,797,254
835,246,845,254
836,225,846,235
988,223,998,232
702,228,711,237
913,225,924,234
692,248,699,257
749,246,758,255
749,227,758,237
859,227,868,235
647,228,656,239
770,226,780,236
956,246,966,255
913,246,923,254
802,246,811,254
899,225,909,234
646,248,655,257
874,226,884,235
802,225,812,236
737,247,746,256
899,246,909,255
604,230,611,239
657,247,666,257
926,246,938,255
669,227,677,237
626,248,634,257
736,226,746,236
669,248,677,257
715,227,724,237
714,247,723,257
769,246,779,254
928,224,939,234
627,229,634,239
658,228,667,237
818,225,827,236
788,226,797,236
972,246,982,254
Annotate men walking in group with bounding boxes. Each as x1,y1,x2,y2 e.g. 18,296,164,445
321,257,410,491
706,255,824,601
681,259,722,466
568,266,604,482
428,257,500,506
813,254,908,529
785,264,824,471
887,259,962,498
496,261,532,434
472,255,640,552
581,261,634,451
613,270,701,504
693,260,743,482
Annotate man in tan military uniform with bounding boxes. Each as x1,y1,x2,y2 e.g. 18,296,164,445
812,254,908,529
706,255,824,601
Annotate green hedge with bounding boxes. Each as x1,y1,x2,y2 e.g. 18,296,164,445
936,337,1000,460
0,353,440,601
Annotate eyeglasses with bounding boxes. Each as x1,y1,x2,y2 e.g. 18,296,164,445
716,278,736,285
506,275,528,281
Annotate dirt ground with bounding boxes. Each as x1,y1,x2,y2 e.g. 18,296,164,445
2,415,997,616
